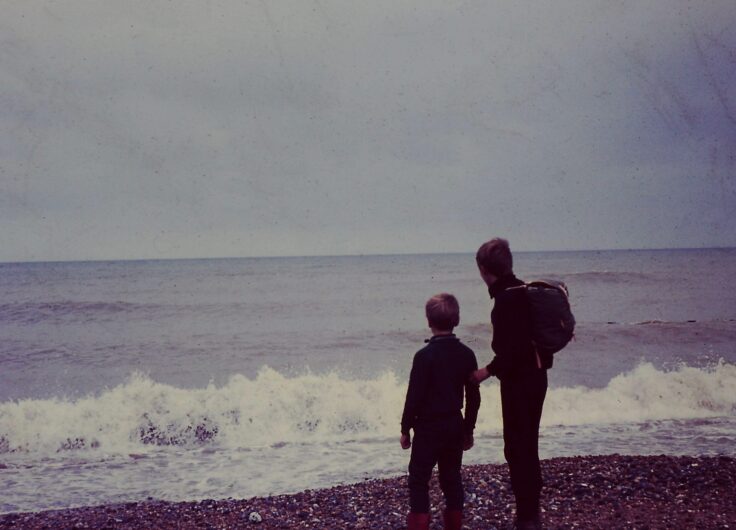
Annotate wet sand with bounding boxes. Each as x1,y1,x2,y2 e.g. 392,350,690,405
1,455,734,529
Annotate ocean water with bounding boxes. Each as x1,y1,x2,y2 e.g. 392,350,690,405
1,249,735,513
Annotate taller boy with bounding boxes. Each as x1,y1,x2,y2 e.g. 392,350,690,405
401,293,481,530
472,238,548,530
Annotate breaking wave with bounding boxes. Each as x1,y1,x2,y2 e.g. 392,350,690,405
1,362,734,455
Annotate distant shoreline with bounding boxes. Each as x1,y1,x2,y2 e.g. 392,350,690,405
2,246,735,266
2,454,733,529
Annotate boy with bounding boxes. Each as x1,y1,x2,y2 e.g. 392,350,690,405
400,293,481,530
471,238,548,530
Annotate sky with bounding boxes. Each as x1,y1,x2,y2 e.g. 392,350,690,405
1,0,735,262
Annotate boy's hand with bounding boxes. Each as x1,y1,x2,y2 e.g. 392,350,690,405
463,434,474,451
400,433,411,450
469,367,490,384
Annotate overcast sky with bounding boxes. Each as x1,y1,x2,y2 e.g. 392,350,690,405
2,1,735,262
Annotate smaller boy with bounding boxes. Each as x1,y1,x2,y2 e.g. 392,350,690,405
401,293,481,530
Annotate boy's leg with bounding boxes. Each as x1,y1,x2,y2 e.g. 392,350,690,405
408,429,438,513
436,417,465,511
501,371,548,521
525,370,547,514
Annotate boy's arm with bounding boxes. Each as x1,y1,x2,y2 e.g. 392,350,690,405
463,353,481,436
487,293,524,377
470,296,517,383
400,353,426,436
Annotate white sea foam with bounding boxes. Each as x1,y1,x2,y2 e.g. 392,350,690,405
542,361,736,426
1,362,734,456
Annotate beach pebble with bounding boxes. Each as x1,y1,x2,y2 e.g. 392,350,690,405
1,455,734,529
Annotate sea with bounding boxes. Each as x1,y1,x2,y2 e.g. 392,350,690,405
1,249,735,514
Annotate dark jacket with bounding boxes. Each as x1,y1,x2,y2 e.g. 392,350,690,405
486,274,541,380
401,334,481,436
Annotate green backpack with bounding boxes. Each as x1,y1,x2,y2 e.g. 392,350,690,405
509,279,576,357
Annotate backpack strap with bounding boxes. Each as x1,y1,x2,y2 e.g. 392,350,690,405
526,279,570,297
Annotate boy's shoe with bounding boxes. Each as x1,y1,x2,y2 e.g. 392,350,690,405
407,512,430,530
443,509,462,529
514,516,542,530
515,497,542,529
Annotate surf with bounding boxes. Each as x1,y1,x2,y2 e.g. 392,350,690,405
2,362,734,456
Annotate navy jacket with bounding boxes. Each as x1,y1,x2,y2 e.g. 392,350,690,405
401,334,481,435
486,274,540,379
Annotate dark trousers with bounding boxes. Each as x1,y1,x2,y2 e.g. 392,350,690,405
500,369,547,519
407,414,464,513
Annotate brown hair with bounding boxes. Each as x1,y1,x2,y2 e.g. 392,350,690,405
476,237,513,276
425,293,460,331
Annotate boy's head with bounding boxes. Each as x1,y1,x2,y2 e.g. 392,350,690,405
476,237,513,282
425,293,460,332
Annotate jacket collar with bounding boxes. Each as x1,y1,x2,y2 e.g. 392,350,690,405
488,273,520,299
424,333,457,343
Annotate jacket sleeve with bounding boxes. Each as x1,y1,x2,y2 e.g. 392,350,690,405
487,291,527,378
401,353,427,435
463,352,481,435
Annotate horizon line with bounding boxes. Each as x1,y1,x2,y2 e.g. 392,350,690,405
1,245,734,266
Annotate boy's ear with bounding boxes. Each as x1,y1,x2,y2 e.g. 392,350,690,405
479,265,497,286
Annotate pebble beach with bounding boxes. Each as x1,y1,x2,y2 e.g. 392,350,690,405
1,454,734,529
